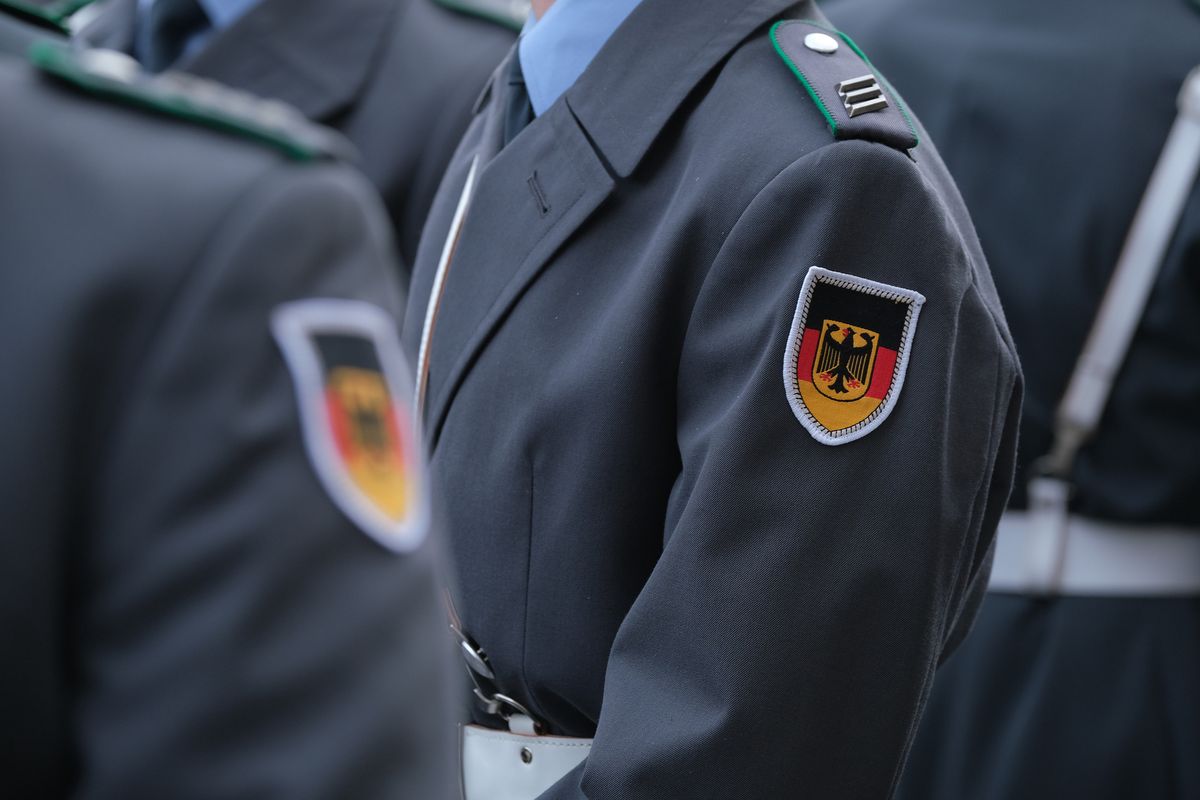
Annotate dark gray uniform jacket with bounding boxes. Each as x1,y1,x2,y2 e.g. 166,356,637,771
0,52,454,799
78,0,517,271
825,0,1200,797
0,3,61,52
403,0,1021,796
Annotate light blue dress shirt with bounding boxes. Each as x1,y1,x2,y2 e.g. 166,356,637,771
136,0,260,63
518,0,643,117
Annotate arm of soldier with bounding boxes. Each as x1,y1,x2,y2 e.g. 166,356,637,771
75,164,456,799
543,141,1020,799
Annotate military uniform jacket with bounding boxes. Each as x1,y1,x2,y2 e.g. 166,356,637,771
404,0,1021,797
828,0,1200,527
78,0,517,270
0,3,62,52
0,52,453,798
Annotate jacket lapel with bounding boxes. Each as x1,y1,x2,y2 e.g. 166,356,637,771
423,67,616,445
182,0,395,120
75,0,137,52
422,0,816,445
77,0,396,121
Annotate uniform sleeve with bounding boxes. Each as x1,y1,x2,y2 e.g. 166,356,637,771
75,165,457,799
543,140,1021,799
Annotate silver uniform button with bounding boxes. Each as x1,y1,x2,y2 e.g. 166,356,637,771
803,32,840,55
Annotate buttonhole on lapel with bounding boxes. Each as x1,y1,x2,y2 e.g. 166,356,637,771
527,172,551,217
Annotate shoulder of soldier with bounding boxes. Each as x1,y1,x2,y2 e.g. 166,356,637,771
429,0,529,32
26,41,357,163
763,17,920,154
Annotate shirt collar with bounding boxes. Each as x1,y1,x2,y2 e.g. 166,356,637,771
517,0,643,117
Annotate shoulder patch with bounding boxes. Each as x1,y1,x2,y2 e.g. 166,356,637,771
432,0,529,31
770,20,918,152
784,267,924,445
272,300,430,554
28,41,356,162
1,0,93,33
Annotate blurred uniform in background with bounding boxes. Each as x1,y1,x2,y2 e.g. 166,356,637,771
77,0,524,275
826,0,1200,797
0,42,454,799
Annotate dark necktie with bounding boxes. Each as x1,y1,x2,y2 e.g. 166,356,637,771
503,53,534,148
140,0,210,73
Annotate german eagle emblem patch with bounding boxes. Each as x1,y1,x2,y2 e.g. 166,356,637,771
272,300,428,552
784,267,924,445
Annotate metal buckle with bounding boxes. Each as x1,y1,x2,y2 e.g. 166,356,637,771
451,624,545,732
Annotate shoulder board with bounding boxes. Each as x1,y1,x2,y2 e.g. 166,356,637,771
432,0,528,32
28,41,358,163
770,20,918,152
0,0,93,33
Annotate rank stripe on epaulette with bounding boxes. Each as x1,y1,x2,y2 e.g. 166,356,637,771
770,20,920,150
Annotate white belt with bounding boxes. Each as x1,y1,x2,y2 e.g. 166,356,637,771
461,716,591,800
989,509,1200,596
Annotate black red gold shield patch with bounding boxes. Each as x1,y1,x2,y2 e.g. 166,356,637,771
272,300,428,552
784,267,924,445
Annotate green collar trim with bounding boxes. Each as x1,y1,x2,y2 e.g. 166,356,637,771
1,0,93,32
770,20,838,134
432,0,528,32
29,41,357,162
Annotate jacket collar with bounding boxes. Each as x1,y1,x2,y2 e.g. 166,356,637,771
564,0,816,177
76,0,397,120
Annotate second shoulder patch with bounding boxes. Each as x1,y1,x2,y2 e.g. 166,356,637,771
273,300,430,554
771,20,918,152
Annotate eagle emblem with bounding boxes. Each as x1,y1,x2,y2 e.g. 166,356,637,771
784,267,924,445
272,299,429,552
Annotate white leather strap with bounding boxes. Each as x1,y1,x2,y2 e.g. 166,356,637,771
461,725,591,800
1043,66,1200,476
989,510,1200,597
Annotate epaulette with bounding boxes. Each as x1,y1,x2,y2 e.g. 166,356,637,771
433,0,529,32
29,41,357,162
0,0,93,33
770,20,918,152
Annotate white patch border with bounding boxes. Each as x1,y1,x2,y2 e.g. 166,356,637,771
783,266,926,446
272,299,430,553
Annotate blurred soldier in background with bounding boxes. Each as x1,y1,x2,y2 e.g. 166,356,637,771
0,41,454,798
405,0,1021,797
77,0,524,275
826,0,1200,797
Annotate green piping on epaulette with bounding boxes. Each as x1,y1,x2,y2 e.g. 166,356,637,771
433,0,527,32
770,21,839,136
1,0,94,32
28,41,350,162
770,19,921,149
